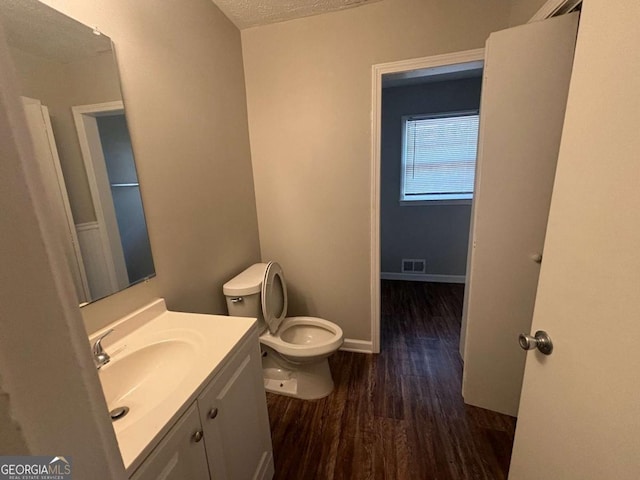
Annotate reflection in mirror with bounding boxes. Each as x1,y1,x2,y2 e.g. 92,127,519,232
0,0,155,305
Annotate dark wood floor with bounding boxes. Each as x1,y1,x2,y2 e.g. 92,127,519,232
266,281,516,480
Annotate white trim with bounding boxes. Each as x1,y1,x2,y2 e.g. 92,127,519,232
529,0,582,22
73,101,129,292
381,272,466,284
76,221,100,232
340,338,373,354
73,100,124,116
40,105,91,301
370,48,484,355
20,97,91,303
373,49,486,78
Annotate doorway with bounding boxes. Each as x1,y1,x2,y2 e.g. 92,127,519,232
378,57,484,383
372,4,581,422
370,49,485,353
73,101,154,300
380,65,482,286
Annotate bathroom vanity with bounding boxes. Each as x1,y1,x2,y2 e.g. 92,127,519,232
89,299,274,479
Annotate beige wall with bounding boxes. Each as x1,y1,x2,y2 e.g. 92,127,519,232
509,0,549,25
38,0,261,331
242,0,510,342
10,46,121,224
52,51,122,224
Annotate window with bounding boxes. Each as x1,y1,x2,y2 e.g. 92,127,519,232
401,112,479,203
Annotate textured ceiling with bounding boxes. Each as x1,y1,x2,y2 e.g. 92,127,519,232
0,0,112,63
212,0,383,29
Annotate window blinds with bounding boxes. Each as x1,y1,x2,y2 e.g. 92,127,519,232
403,114,479,201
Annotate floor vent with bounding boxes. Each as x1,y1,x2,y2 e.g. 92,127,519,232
401,259,426,273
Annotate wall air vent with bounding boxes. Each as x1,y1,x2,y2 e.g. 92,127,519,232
401,259,426,274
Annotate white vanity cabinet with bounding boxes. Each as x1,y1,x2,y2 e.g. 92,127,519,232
198,332,273,480
130,331,274,480
130,404,209,480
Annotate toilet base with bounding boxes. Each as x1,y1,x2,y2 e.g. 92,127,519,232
262,346,335,400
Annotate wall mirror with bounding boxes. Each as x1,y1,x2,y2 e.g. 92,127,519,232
0,0,155,305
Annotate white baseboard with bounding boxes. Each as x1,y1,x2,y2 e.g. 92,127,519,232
380,272,466,284
340,338,373,354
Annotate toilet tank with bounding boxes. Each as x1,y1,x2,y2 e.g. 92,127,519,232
223,263,268,324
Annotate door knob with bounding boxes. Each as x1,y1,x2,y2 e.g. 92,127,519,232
530,253,543,263
192,430,204,443
519,330,553,355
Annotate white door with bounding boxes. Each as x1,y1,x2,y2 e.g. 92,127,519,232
21,97,90,303
461,13,579,416
510,1,640,477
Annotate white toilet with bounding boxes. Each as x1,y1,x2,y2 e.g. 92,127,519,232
223,262,343,400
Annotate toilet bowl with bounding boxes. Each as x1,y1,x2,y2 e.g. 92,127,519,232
223,262,343,400
261,316,344,363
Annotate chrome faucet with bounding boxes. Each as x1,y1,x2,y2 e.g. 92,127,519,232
93,329,114,369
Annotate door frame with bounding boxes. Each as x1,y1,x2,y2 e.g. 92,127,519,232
21,96,92,302
530,0,582,22
72,101,129,293
368,0,581,354
370,48,484,353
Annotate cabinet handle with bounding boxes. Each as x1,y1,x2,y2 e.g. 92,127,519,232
192,430,203,443
209,408,219,420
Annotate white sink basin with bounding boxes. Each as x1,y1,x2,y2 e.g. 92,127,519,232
99,338,197,426
89,299,257,473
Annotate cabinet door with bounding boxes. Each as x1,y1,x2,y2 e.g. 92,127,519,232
198,335,273,480
131,404,210,480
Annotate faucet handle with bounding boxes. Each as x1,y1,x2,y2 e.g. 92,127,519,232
93,328,114,355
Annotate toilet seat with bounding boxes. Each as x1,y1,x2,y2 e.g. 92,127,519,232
260,316,344,360
262,261,288,334
260,262,343,359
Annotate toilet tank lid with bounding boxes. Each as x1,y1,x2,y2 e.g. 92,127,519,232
223,263,268,296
